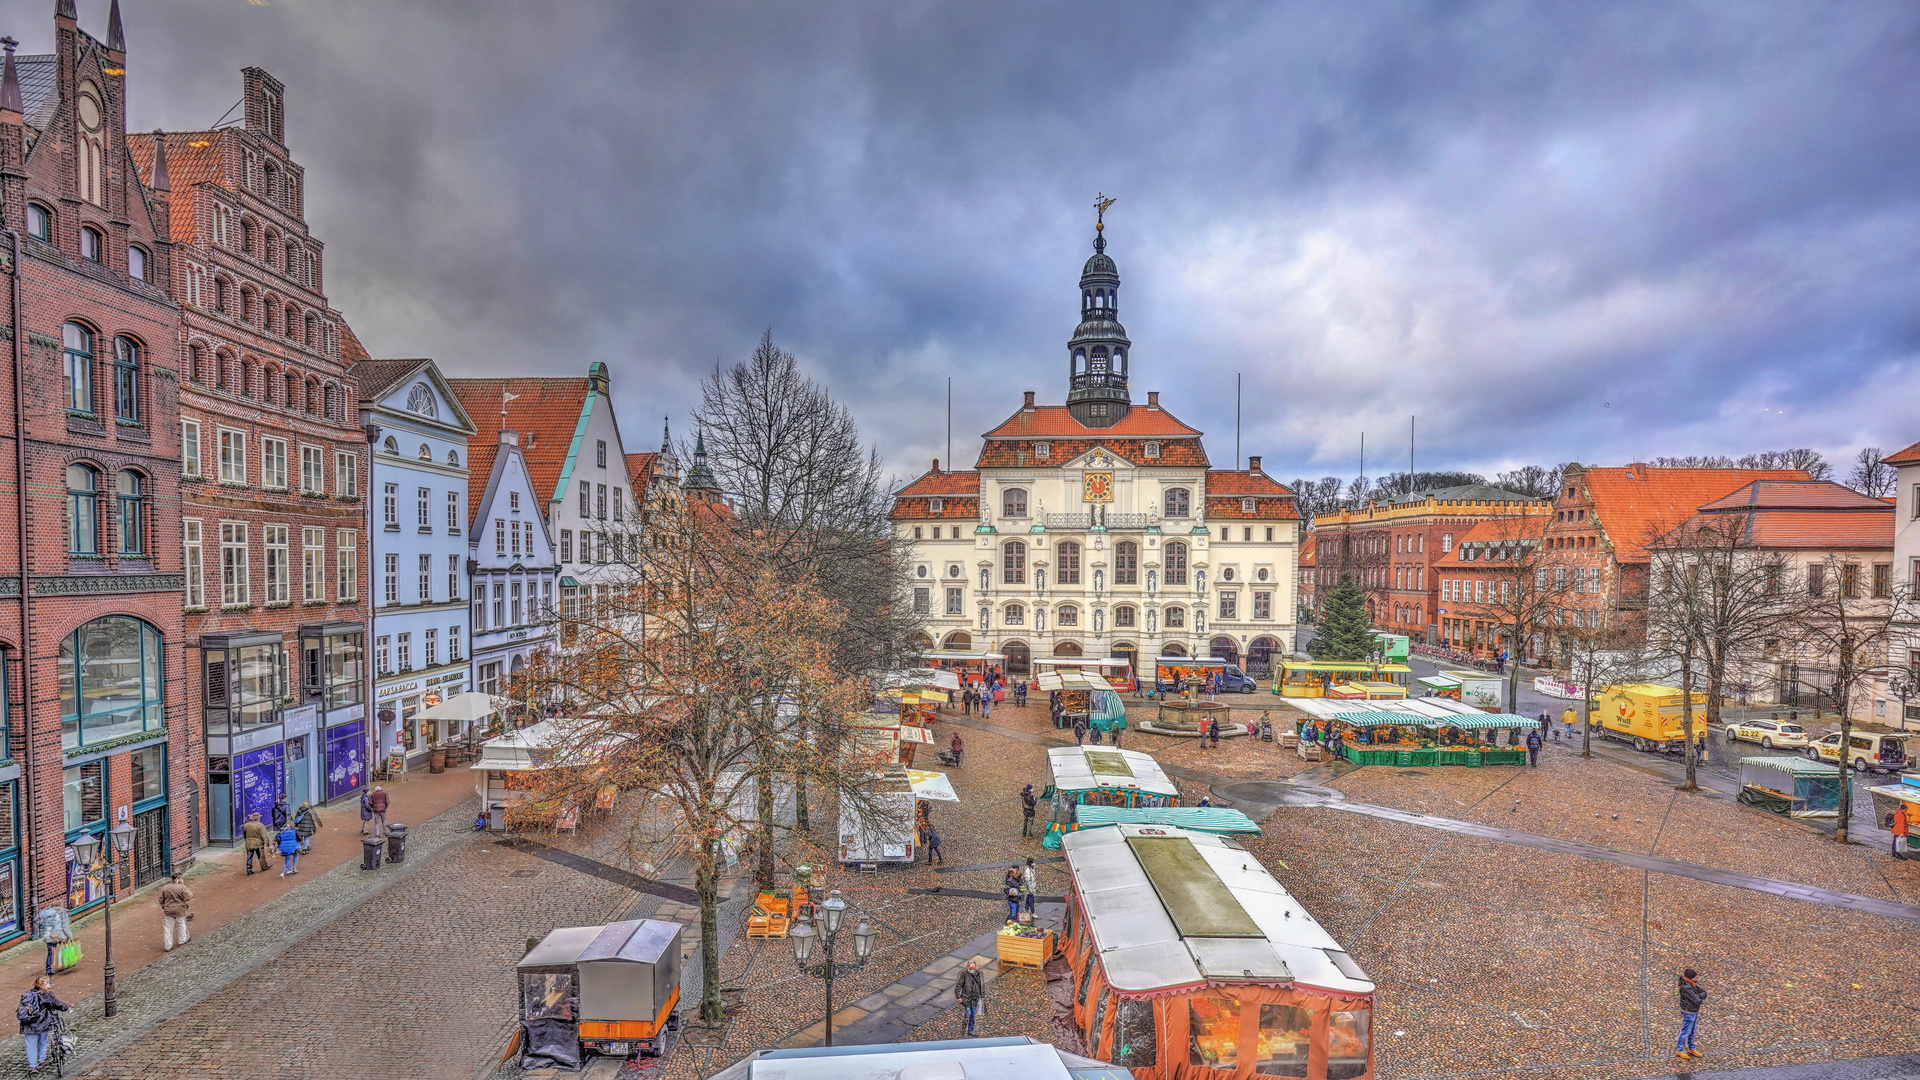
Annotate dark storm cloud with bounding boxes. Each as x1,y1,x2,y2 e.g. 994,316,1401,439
42,0,1920,480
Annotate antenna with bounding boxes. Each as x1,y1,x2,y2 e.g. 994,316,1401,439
1359,432,1365,506
1235,373,1242,470
946,377,952,473
1409,415,1415,495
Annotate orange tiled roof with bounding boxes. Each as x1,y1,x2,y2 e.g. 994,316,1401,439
462,434,503,524
626,452,660,488
1665,481,1894,550
128,132,232,243
895,471,982,497
1695,479,1889,512
977,438,1208,469
340,321,373,365
1299,534,1316,566
446,378,591,505
1205,471,1293,496
1457,517,1548,547
1882,440,1920,466
347,359,431,402
1574,465,1811,563
890,469,982,520
982,404,1202,440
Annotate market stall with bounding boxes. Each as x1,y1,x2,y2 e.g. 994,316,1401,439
1737,757,1841,817
1274,661,1412,699
470,719,634,826
919,650,1006,694
1042,745,1179,847
1069,805,1260,838
1036,657,1139,694
517,919,683,1066
1869,776,1920,856
1039,670,1126,733
1061,824,1375,1079
1288,708,1534,766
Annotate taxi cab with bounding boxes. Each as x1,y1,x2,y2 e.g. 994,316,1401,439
1723,718,1811,749
1807,730,1908,773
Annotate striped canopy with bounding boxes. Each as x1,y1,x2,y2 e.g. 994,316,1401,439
1333,711,1535,730
1073,805,1260,834
1333,712,1432,727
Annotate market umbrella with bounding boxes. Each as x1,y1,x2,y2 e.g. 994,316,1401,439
904,769,959,802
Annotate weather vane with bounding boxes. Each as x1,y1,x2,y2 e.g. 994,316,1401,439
1095,193,1117,231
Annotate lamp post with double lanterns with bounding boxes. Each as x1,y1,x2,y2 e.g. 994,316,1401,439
786,889,878,1046
70,819,137,1018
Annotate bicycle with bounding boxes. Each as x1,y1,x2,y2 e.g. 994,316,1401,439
44,1011,74,1078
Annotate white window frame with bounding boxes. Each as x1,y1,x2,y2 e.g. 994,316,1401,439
447,491,460,532
181,419,203,478
335,451,358,497
262,438,288,491
218,428,247,485
264,524,289,603
303,527,325,602
301,444,324,494
220,521,249,606
337,529,357,600
183,519,204,607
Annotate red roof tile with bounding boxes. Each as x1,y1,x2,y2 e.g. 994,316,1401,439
976,438,1208,469
463,434,504,524
982,404,1202,440
1205,471,1294,496
1573,465,1811,563
1455,517,1548,549
626,452,660,489
1883,439,1920,466
1695,479,1890,512
446,378,591,504
890,469,982,520
894,471,982,497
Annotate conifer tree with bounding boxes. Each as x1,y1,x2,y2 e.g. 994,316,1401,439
1311,572,1374,661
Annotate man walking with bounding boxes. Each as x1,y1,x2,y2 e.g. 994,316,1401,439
1676,968,1706,1060
367,786,390,836
1021,857,1038,916
1072,716,1088,745
1562,707,1577,739
1525,726,1543,767
242,812,271,876
158,873,193,952
956,959,985,1036
293,801,321,854
1892,803,1910,859
1020,784,1037,837
924,826,944,866
981,687,992,719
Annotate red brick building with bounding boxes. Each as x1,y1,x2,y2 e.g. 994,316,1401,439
1434,516,1549,660
127,69,370,845
1,4,192,932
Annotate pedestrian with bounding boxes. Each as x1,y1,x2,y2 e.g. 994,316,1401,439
1892,803,1910,859
955,959,986,1036
1525,726,1543,767
1016,680,1028,708
1002,868,1022,922
1675,968,1706,1060
1072,717,1088,745
1020,784,1037,837
367,786,390,835
18,974,69,1074
1197,796,1211,808
1088,722,1103,745
277,820,301,876
1021,857,1038,916
360,789,374,835
1111,726,1123,750
950,733,964,766
157,872,193,952
925,826,944,865
293,801,321,854
1051,699,1064,729
1562,707,1577,739
1210,716,1222,748
981,688,992,719
242,812,271,876
1259,711,1273,742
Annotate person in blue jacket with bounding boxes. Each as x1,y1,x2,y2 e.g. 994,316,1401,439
276,822,302,877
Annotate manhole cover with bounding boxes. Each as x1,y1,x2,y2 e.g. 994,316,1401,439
510,869,541,879
1399,770,1427,778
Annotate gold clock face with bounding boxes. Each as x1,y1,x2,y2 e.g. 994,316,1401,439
1083,472,1114,503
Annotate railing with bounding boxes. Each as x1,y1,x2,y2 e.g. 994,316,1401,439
1069,372,1128,391
1039,512,1152,531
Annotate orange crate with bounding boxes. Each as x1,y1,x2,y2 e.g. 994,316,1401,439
994,929,1055,969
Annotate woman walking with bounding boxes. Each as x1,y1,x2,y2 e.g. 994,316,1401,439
19,974,69,1074
277,820,302,876
293,801,321,854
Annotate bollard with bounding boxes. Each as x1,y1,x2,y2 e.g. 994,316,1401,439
361,835,384,871
385,823,409,864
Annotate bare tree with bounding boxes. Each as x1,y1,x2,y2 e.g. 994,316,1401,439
1561,618,1646,758
1646,512,1797,735
1454,517,1582,713
1650,449,1832,481
1783,554,1920,843
1496,463,1570,500
1847,447,1895,499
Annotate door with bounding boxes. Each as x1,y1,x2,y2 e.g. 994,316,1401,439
286,736,311,810
132,806,167,887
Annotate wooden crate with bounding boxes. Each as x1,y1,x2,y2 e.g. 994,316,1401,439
995,929,1056,969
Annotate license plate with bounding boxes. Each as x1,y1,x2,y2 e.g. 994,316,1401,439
606,1042,630,1055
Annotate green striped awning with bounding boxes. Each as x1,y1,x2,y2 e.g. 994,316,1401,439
1075,806,1260,834
1433,713,1538,730
1334,712,1437,727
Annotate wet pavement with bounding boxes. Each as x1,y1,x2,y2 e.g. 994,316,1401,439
1623,1049,1920,1079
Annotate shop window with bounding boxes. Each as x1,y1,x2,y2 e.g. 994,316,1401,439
1257,1003,1312,1077
129,746,164,803
62,761,105,836
1189,996,1241,1069
1329,1008,1371,1079
1112,997,1157,1067
58,617,164,749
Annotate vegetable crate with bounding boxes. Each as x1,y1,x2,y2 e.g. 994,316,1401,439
995,928,1056,969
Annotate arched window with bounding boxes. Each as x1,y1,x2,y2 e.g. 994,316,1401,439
1165,541,1188,586
128,245,149,282
1005,603,1024,626
76,82,105,206
117,471,145,555
1052,640,1083,657
1164,488,1190,518
25,203,51,241
63,322,94,414
1003,541,1027,584
214,276,231,315
1115,541,1138,585
113,336,140,422
1057,605,1079,627
67,465,99,553
418,444,433,461
406,383,438,418
1057,541,1082,585
1003,488,1028,518
58,616,164,749
1165,605,1186,628
1114,605,1136,628
382,437,398,455
447,450,460,467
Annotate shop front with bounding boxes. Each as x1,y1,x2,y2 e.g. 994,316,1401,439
301,621,369,807
203,631,290,843
377,667,470,770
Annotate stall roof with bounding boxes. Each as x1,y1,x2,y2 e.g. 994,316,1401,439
711,1037,1103,1080
470,720,633,772
1870,783,1920,805
1417,675,1461,690
1280,661,1378,673
517,924,606,971
1037,671,1115,692
921,650,1005,661
1074,806,1260,834
1035,658,1135,670
1156,656,1226,668
580,919,678,965
1334,712,1435,728
880,668,963,692
1741,756,1840,777
1046,745,1178,796
905,769,959,802
1434,712,1538,729
1064,824,1373,997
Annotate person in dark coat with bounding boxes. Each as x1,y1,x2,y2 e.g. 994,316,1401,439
1002,868,1022,922
19,974,69,1073
293,801,321,854
924,826,944,865
242,812,271,875
1020,785,1038,837
949,733,964,766
1675,969,1706,1060
1525,727,1543,767
1072,717,1088,745
955,960,986,1036
367,786,390,835
270,796,291,830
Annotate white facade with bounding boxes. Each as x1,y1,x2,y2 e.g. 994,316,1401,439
548,363,642,613
1887,446,1920,724
469,429,558,702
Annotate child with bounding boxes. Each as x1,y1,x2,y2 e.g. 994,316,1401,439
277,822,302,877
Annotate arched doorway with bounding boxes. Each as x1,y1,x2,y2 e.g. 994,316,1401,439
1161,642,1188,657
941,631,973,651
1052,641,1083,657
908,632,934,656
1248,636,1279,676
1210,636,1240,666
1110,642,1138,690
1002,640,1032,675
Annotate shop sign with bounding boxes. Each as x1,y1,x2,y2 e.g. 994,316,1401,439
380,680,421,695
323,704,365,726
429,672,466,686
282,704,318,739
231,725,284,755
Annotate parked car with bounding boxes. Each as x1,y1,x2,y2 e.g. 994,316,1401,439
1723,718,1811,750
1806,730,1908,773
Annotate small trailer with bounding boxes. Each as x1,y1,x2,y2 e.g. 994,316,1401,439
518,919,683,1067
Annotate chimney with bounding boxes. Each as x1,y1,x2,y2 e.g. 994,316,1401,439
1023,391,1035,409
932,458,940,474
500,430,518,447
1628,462,1648,479
1147,391,1159,408
1247,455,1261,474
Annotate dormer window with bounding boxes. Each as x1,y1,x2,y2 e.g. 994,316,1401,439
1144,441,1160,459
1242,497,1255,513
1091,403,1109,418
1035,442,1051,459
80,227,103,263
929,497,945,514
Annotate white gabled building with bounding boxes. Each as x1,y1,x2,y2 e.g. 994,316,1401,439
461,427,558,701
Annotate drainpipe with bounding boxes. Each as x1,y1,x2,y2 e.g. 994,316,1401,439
8,227,35,915
363,420,378,779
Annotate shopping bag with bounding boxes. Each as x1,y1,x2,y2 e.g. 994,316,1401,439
56,941,82,971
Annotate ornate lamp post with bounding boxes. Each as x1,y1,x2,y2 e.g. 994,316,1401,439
787,889,878,1047
70,819,137,1018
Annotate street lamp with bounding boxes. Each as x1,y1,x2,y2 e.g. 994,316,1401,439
787,889,877,1046
70,819,136,1018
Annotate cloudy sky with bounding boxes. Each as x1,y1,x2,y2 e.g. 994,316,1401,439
44,0,1920,486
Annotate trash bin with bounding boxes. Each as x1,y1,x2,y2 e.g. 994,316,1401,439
361,835,384,871
385,823,409,864
488,802,507,832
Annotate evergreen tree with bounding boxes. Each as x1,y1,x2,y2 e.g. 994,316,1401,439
1311,572,1374,661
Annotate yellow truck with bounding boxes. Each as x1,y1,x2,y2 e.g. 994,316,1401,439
1596,683,1711,754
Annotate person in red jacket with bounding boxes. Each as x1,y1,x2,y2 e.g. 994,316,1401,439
367,786,390,835
1893,803,1911,860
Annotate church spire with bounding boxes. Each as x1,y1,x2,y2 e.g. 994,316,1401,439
0,39,21,116
106,0,125,53
148,129,169,190
1066,195,1132,429
683,429,720,494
